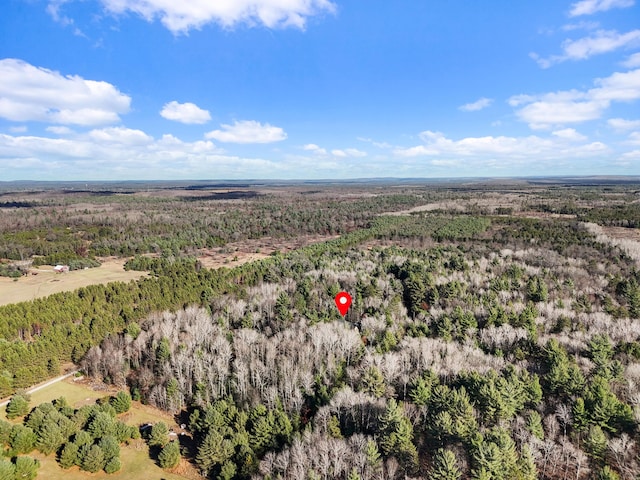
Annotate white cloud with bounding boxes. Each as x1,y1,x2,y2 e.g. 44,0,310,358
608,118,640,131
331,148,367,158
533,29,640,67
562,21,600,31
46,126,74,135
622,52,640,68
0,58,130,125
552,128,588,141
205,120,287,143
303,143,327,155
99,0,336,33
394,130,608,162
459,97,493,112
160,101,211,124
510,68,640,129
627,132,640,145
88,126,153,145
9,126,27,133
569,0,634,17
0,128,284,179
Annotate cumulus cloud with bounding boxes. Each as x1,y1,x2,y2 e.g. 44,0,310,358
532,29,640,68
608,118,640,131
160,101,211,124
46,126,74,135
622,52,640,68
394,130,608,162
331,148,367,158
569,0,634,16
0,127,288,179
205,120,287,144
509,68,640,129
303,143,327,155
459,97,493,112
552,128,588,141
0,58,130,125
99,0,336,33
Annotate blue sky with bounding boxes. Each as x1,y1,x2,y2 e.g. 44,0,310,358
1,0,639,180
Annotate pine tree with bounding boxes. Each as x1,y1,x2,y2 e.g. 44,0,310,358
361,366,386,398
525,411,544,440
347,467,362,480
104,456,121,474
158,441,181,469
517,444,538,480
13,456,39,480
98,435,119,463
59,442,80,469
584,425,607,460
598,466,620,480
9,425,37,454
0,458,15,480
6,394,30,419
81,444,105,473
36,420,65,455
378,399,419,473
218,460,236,480
110,391,131,414
429,449,461,480
148,421,169,448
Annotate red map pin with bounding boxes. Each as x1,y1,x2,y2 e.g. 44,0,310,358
334,291,352,316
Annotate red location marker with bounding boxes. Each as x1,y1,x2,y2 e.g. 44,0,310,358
334,291,352,316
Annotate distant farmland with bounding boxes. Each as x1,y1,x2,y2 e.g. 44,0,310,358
0,259,148,306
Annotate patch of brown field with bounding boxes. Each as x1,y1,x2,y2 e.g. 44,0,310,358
514,211,577,220
0,258,148,306
602,226,640,241
196,234,339,269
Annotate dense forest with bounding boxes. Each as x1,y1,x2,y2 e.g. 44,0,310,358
1,180,640,479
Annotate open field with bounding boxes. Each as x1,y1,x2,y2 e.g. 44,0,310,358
3,376,199,479
196,233,338,268
0,258,148,306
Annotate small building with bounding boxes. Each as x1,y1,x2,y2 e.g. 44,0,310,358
54,265,69,273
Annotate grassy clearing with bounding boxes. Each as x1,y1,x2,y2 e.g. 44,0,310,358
33,441,189,480
0,259,148,306
3,379,197,479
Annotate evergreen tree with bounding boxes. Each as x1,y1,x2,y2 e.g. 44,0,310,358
598,466,620,480
218,460,236,480
517,444,538,480
429,448,461,480
87,411,116,438
110,391,132,414
0,458,15,480
158,441,181,469
6,394,30,419
13,456,39,480
584,425,607,460
148,421,169,448
378,399,419,473
81,444,106,473
36,419,65,455
9,425,37,454
361,366,386,398
347,467,362,480
59,441,80,469
98,435,120,463
104,456,122,474
525,411,544,440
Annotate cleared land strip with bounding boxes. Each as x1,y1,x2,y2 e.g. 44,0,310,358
0,258,147,306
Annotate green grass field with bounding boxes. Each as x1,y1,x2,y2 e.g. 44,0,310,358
3,379,197,479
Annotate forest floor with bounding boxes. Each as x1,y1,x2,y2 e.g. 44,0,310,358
0,258,148,306
3,376,200,479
